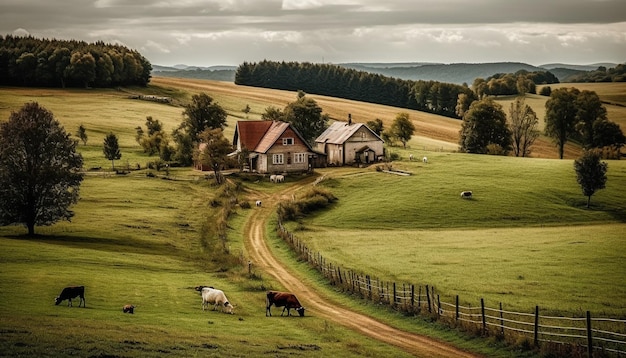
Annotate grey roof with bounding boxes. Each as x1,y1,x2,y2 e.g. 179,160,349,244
315,121,383,145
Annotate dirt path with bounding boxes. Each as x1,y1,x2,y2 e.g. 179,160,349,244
243,180,481,358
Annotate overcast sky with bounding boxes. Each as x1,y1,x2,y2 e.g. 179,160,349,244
2,0,625,67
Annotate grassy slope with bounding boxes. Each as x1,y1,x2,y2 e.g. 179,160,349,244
1,79,625,356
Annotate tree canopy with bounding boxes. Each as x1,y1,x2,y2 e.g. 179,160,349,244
196,128,234,184
544,88,580,159
103,133,122,169
509,97,539,157
574,150,608,208
282,91,329,144
459,98,512,155
181,93,227,143
389,113,415,149
0,34,151,88
0,102,84,235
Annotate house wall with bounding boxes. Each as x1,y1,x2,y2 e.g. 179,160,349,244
325,143,344,166
326,127,384,165
263,128,311,174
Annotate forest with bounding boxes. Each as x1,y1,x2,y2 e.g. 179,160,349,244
0,35,152,88
235,60,558,119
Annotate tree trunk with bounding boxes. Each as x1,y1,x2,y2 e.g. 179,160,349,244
586,195,591,208
27,222,35,236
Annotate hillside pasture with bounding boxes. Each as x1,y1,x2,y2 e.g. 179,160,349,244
289,152,626,316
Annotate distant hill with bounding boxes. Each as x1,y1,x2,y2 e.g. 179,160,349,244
151,62,619,85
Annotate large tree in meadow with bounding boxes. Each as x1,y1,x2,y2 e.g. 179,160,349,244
576,90,607,148
0,102,84,235
181,93,227,143
196,128,233,184
544,87,580,159
574,150,607,208
459,98,511,154
103,133,122,170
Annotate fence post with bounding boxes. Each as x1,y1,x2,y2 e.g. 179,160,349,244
499,302,504,336
456,295,459,321
437,294,441,318
586,311,593,358
481,298,486,335
534,306,539,347
418,286,422,308
367,276,372,300
410,285,415,310
337,267,342,285
426,285,432,313
393,282,397,306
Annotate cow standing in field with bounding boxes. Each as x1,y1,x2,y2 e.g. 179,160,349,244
122,304,135,314
460,191,473,199
54,286,86,307
201,287,234,314
266,291,305,317
256,200,262,207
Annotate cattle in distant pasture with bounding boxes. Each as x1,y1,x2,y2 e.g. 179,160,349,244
256,200,262,207
423,156,428,163
123,304,135,314
460,191,473,199
54,286,85,307
266,291,305,317
201,287,234,314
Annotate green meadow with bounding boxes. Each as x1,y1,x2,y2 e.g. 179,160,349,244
1,79,625,357
290,152,626,317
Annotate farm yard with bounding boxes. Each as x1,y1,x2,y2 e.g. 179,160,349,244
1,78,626,357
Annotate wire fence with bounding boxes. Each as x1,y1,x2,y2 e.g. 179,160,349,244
277,221,626,357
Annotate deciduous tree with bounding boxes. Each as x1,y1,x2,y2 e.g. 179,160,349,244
282,91,329,144
544,87,579,159
390,112,415,149
366,118,384,136
0,102,84,235
574,150,608,208
76,124,88,145
509,97,539,157
181,93,227,143
103,133,121,169
196,128,233,184
459,98,511,154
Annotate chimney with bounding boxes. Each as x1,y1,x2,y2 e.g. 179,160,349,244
348,113,352,125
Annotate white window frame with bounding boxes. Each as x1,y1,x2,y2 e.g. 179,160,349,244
294,153,306,164
272,153,284,165
282,138,294,145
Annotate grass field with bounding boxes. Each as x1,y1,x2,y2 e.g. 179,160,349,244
1,79,625,356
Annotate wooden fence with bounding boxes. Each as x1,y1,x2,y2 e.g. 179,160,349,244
277,222,626,357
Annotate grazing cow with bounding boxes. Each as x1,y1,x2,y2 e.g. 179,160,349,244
423,156,428,163
266,291,305,317
201,287,234,314
54,286,85,307
270,174,277,183
409,154,414,161
275,175,284,183
122,304,135,314
256,200,262,207
460,191,473,199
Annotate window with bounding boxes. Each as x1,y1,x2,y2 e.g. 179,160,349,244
282,138,294,145
294,153,306,164
272,153,284,164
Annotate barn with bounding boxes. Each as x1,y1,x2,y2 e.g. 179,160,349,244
232,120,324,174
314,117,384,166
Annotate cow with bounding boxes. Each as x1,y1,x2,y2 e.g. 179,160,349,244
270,174,277,183
256,200,262,207
54,286,85,307
460,191,473,199
201,287,234,314
423,156,428,163
409,154,414,161
275,175,284,183
122,304,135,314
266,291,305,317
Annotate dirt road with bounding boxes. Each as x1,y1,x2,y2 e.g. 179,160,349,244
244,181,481,358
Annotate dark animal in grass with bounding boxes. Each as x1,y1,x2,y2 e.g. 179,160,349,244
266,291,305,317
122,304,135,314
54,286,85,307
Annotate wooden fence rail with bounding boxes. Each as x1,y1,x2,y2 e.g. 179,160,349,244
277,221,626,357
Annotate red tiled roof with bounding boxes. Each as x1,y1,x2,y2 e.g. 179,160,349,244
235,121,274,151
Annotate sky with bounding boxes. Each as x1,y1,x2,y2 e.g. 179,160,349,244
1,0,626,68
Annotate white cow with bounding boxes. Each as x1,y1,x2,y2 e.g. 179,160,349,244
423,156,428,163
256,200,262,207
409,154,414,161
201,287,234,314
269,174,277,183
460,191,473,199
276,175,284,183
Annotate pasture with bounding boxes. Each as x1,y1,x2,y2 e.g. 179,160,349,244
1,78,625,356
288,152,626,317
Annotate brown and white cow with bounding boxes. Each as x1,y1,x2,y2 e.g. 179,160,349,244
266,291,305,317
54,286,85,307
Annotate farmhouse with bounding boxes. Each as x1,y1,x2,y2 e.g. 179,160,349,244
232,120,323,174
315,117,384,166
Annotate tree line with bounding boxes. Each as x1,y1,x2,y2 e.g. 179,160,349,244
235,60,477,119
0,35,152,88
472,70,560,98
564,63,626,83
